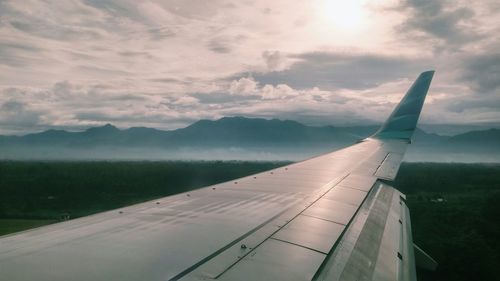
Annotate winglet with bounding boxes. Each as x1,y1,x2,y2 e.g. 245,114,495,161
372,71,434,140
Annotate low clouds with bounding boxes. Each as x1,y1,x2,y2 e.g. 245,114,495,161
0,0,499,134
261,84,295,100
229,77,259,96
0,100,40,125
188,77,381,126
227,77,298,100
0,100,43,133
0,81,174,133
0,77,388,134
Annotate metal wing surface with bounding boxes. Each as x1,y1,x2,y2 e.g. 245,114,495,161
0,71,435,281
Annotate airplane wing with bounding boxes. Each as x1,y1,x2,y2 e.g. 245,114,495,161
0,71,435,281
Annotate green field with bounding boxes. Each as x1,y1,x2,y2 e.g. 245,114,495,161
0,161,499,281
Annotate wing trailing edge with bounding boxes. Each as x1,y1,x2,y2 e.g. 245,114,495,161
372,70,435,140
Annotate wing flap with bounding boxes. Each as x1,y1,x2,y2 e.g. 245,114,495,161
314,182,417,281
375,152,404,180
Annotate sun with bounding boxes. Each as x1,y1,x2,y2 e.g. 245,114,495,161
319,0,366,29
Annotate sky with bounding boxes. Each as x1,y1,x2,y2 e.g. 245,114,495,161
0,0,499,134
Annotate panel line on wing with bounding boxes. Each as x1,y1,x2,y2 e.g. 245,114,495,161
167,206,293,281
269,237,329,255
299,213,347,226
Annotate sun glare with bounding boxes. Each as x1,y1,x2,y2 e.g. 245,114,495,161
319,0,366,29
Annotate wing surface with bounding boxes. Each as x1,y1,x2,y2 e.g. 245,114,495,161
0,71,434,281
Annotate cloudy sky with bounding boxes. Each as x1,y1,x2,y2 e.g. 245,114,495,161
0,0,499,134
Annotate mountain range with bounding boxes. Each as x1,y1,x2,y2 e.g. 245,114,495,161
0,117,499,162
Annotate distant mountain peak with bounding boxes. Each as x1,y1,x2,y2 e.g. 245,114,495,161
99,123,117,129
84,123,120,134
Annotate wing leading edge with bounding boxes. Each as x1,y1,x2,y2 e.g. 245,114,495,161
0,71,435,281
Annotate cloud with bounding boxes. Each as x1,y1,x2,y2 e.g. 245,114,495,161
207,39,232,54
250,52,428,90
229,77,259,95
185,78,381,126
206,34,247,54
191,92,256,105
172,96,199,106
0,43,43,67
396,0,479,47
224,77,302,100
2,1,107,41
262,50,285,71
0,81,173,133
261,84,296,100
0,100,43,133
447,96,500,113
461,53,500,94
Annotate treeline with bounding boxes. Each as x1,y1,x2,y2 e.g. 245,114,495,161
0,161,287,219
